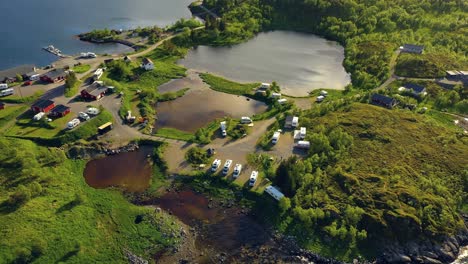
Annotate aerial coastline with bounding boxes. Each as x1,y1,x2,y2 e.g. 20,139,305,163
0,0,467,263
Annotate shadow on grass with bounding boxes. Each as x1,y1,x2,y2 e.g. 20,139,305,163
55,248,80,263
0,201,21,215
56,200,80,214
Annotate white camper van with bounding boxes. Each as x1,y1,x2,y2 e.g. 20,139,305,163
272,131,281,144
240,117,252,124
0,88,14,97
249,171,258,187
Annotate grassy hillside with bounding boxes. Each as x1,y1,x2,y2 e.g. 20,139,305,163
268,103,468,260
0,138,179,263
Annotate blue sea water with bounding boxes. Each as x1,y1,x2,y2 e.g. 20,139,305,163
0,0,193,70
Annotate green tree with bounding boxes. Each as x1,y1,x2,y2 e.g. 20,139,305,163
15,74,23,82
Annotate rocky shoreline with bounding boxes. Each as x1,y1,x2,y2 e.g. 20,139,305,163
378,217,468,264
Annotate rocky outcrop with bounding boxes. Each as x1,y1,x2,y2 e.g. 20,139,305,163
378,217,468,264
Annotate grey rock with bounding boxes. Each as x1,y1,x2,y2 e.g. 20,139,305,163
422,256,443,264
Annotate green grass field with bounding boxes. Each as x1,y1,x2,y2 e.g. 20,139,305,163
199,73,260,95
0,105,27,131
0,138,179,263
72,64,91,74
155,127,194,141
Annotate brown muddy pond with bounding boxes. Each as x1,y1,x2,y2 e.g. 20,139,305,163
83,146,153,192
155,189,273,262
155,88,268,132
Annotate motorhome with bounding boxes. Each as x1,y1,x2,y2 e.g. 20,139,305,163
265,186,285,201
222,159,233,175
220,121,227,137
0,88,14,97
272,131,281,144
277,98,287,104
240,117,252,124
67,118,81,130
29,74,41,81
249,171,258,187
233,164,242,178
316,95,325,102
211,159,221,172
300,127,306,139
271,92,281,99
86,107,100,115
292,116,299,127
260,83,271,89
295,140,311,149
33,112,45,121
320,90,328,97
93,68,104,81
0,83,8,89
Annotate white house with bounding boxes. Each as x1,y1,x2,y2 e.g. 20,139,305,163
141,58,154,71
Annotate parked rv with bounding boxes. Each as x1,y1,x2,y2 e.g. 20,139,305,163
277,98,287,104
272,131,281,144
0,83,8,89
233,164,242,178
316,95,325,102
86,107,100,115
295,140,311,149
211,159,221,172
93,68,104,81
320,90,328,97
240,117,252,124
222,159,233,175
78,112,90,121
300,127,306,139
29,74,41,81
220,121,227,137
33,112,45,121
271,92,281,99
260,83,271,89
67,118,81,130
292,116,299,127
0,88,14,97
249,171,259,187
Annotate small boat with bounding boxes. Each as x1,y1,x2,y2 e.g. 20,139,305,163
42,45,62,55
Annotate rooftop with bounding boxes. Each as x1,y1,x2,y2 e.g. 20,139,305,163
142,58,153,65
50,104,70,113
403,83,426,93
32,99,54,109
371,94,396,105
403,44,424,52
44,69,66,79
84,83,107,96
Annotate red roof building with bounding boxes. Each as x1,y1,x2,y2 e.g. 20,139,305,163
49,104,71,118
40,69,67,83
31,99,55,113
81,82,107,101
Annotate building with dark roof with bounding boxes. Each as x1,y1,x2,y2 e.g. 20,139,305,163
284,115,294,128
140,58,154,70
0,64,37,83
371,94,397,109
80,82,107,100
401,83,427,96
40,69,67,83
31,99,55,113
49,104,71,117
400,44,424,54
